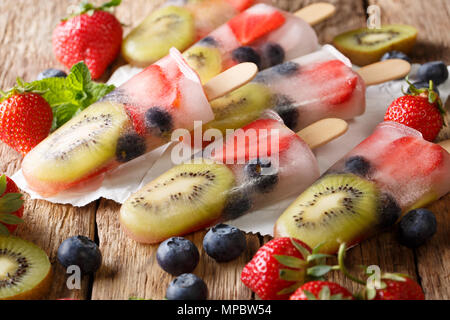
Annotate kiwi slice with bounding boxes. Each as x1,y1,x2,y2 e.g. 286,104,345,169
122,6,195,67
22,101,131,189
333,25,417,66
274,174,387,254
0,236,52,300
183,45,223,83
120,162,235,244
205,82,273,134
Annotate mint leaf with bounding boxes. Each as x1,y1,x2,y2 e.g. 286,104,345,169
0,193,24,214
0,213,23,225
0,223,10,236
0,175,6,197
25,62,115,131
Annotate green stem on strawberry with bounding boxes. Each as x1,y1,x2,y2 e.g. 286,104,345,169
64,0,122,20
336,243,366,285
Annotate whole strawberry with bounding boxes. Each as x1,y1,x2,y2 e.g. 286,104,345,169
53,0,123,79
0,89,53,155
289,281,353,300
241,238,333,300
370,274,425,300
384,80,445,141
0,175,24,235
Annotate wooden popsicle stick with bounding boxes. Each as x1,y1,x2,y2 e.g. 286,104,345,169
203,62,258,101
296,118,348,150
438,140,450,153
357,59,411,86
294,3,336,26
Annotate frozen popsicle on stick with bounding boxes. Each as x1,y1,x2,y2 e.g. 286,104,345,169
21,49,258,197
119,116,348,244
183,2,336,82
206,45,411,134
274,121,450,254
122,0,260,66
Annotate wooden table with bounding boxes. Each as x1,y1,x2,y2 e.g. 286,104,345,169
0,0,449,300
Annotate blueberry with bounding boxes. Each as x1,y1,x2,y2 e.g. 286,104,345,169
272,94,298,130
261,43,285,68
416,61,449,86
37,68,67,80
57,236,102,274
156,237,199,276
222,191,252,220
273,61,299,76
203,224,247,262
398,209,437,248
145,107,173,136
407,81,440,96
245,159,279,193
378,193,401,229
232,46,261,69
199,36,217,46
344,156,371,177
166,273,208,300
380,51,411,63
116,133,146,162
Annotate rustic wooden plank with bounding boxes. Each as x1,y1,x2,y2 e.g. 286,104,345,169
0,0,100,300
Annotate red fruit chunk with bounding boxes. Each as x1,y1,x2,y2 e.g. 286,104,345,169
228,8,285,45
241,237,311,300
226,0,254,11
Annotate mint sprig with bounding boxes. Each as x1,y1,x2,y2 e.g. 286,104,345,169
24,62,115,131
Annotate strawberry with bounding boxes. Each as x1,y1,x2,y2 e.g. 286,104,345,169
228,6,285,45
289,281,353,300
52,0,123,79
0,175,24,235
226,0,254,11
384,80,445,141
305,60,358,105
0,88,53,155
241,238,333,300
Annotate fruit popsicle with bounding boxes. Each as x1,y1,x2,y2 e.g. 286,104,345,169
207,45,366,134
21,49,255,197
183,2,327,83
122,0,260,67
275,121,450,254
120,115,349,244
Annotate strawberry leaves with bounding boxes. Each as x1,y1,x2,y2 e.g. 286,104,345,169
0,175,24,236
65,0,122,20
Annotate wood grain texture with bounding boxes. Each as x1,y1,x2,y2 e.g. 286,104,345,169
0,0,448,301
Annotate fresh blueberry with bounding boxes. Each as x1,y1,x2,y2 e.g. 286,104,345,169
222,191,253,220
245,159,279,193
232,46,261,69
145,107,173,136
156,237,199,276
166,273,208,300
398,209,437,248
261,43,285,68
203,224,247,262
272,94,298,130
273,61,300,76
378,193,402,229
380,51,411,63
116,133,146,162
407,81,440,96
416,61,449,86
199,36,217,46
344,156,371,177
57,236,102,274
37,68,67,80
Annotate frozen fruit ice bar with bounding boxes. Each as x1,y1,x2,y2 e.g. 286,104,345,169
122,0,260,66
206,45,365,134
120,112,320,243
183,3,320,83
22,48,214,197
275,121,450,253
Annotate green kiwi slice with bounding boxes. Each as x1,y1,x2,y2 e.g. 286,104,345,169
122,6,196,67
274,174,383,254
23,101,131,186
333,25,417,66
120,161,235,244
205,82,273,134
183,45,223,83
0,236,52,300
